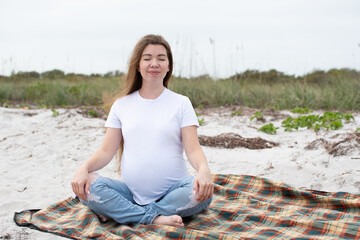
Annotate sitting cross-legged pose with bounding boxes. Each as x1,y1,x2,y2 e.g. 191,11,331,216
71,34,213,227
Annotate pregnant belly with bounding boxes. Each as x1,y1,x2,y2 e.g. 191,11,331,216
121,154,188,205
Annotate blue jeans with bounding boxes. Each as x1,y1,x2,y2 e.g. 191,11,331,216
81,174,212,225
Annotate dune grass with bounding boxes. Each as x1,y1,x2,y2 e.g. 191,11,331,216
0,68,359,111
169,74,360,111
0,77,121,107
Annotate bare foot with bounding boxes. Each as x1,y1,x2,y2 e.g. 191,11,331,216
153,215,184,227
97,213,109,223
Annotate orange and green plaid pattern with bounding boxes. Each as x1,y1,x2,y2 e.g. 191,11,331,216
14,174,360,239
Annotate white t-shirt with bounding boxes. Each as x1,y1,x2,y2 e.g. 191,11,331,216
105,88,199,205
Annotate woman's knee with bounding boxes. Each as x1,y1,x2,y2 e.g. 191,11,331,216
84,174,120,205
85,175,134,205
177,195,212,217
85,175,107,204
152,179,211,217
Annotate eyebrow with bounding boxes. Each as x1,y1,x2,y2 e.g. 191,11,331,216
142,53,167,57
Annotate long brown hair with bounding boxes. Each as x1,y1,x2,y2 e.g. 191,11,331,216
122,34,173,96
110,34,174,174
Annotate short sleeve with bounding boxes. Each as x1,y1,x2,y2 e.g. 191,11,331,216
180,97,199,128
105,100,122,128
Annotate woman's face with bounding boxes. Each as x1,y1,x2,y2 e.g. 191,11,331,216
138,44,169,85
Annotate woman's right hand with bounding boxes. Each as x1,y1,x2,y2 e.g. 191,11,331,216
71,165,90,201
71,128,122,201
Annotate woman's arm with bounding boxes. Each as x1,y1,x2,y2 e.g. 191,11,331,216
181,126,214,202
71,127,122,201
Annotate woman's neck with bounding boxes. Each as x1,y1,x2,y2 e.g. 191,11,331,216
139,85,165,100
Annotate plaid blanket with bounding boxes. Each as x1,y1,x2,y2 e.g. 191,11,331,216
14,174,360,239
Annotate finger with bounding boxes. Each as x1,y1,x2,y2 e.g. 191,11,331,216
71,182,80,198
202,182,213,201
203,186,211,201
206,189,213,200
73,181,87,201
196,183,205,201
201,186,209,201
80,195,87,201
201,183,213,201
206,182,214,196
78,184,87,201
71,182,76,194
195,186,202,201
78,192,86,201
193,178,199,193
206,184,214,200
85,181,90,195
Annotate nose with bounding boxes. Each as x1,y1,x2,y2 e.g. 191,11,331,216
150,59,160,67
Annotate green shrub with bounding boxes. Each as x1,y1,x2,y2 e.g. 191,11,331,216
282,112,354,132
41,69,65,79
88,110,99,118
195,111,205,126
15,71,41,79
51,109,59,116
290,107,313,114
250,112,264,121
259,123,279,134
231,110,243,116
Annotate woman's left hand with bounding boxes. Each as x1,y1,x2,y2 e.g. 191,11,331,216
193,167,214,202
181,125,214,202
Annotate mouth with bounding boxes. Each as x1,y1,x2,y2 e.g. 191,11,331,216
148,71,160,75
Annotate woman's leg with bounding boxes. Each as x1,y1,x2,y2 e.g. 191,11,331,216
149,175,213,222
81,174,158,225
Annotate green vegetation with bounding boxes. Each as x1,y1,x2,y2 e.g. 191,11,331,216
1,68,360,111
231,110,243,116
290,107,313,114
0,70,121,107
87,110,99,118
282,112,354,132
196,104,204,109
255,111,355,135
198,118,205,126
169,68,360,110
250,111,264,121
195,111,205,126
259,123,279,135
51,109,59,117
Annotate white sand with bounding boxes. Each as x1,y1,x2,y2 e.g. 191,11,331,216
1,106,359,239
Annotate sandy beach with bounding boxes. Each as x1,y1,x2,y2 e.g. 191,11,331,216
1,106,359,239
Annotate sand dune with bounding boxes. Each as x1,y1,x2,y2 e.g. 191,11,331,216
1,107,359,239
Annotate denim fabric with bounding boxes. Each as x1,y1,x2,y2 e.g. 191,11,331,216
81,174,212,225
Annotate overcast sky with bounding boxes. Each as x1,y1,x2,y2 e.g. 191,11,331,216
1,0,360,78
